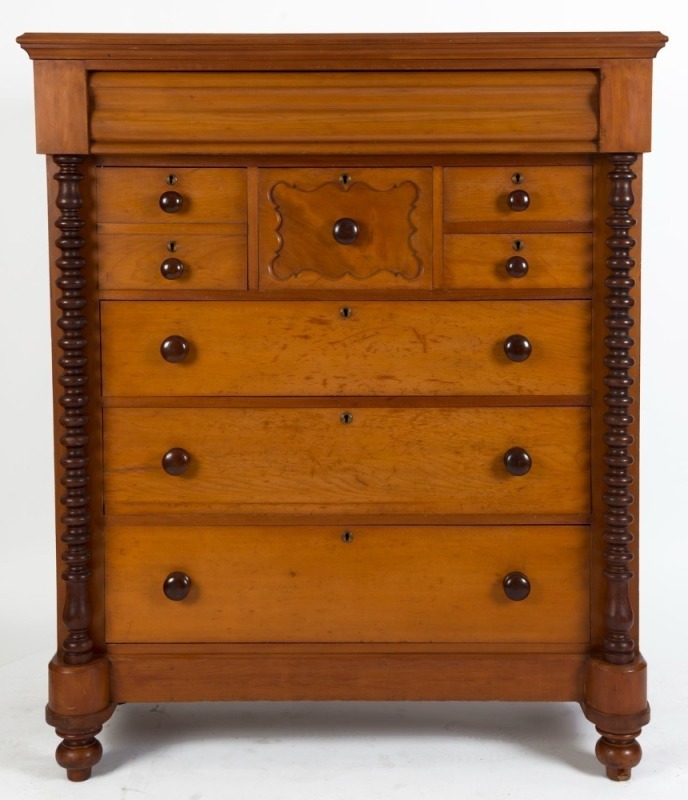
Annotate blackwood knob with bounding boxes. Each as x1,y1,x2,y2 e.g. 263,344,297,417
504,447,532,476
162,447,190,476
507,189,530,212
160,335,189,363
160,257,185,280
503,334,532,362
503,572,531,601
163,571,192,601
333,218,359,245
159,190,184,213
505,255,529,278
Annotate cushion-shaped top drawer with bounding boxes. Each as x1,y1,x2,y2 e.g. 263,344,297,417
104,525,590,644
100,300,591,397
97,167,247,224
444,166,592,226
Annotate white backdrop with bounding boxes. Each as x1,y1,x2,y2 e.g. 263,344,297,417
0,2,686,798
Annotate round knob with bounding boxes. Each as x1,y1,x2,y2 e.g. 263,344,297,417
503,572,531,601
505,255,529,278
333,218,359,245
160,335,189,363
160,257,185,280
503,334,532,362
162,447,190,476
507,189,530,212
159,191,184,213
504,447,532,476
163,571,192,601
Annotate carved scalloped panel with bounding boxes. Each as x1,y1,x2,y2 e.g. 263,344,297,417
258,168,433,290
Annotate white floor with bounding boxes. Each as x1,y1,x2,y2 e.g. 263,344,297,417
1,648,686,800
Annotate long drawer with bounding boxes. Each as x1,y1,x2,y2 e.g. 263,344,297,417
103,406,590,515
104,525,590,644
101,300,592,397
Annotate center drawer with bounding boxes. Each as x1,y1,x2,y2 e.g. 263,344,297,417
101,300,591,397
103,406,590,515
104,525,590,644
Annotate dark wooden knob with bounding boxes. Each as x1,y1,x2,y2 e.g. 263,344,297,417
333,218,359,245
503,334,532,362
162,447,190,476
159,190,184,213
163,571,192,601
507,189,530,212
503,572,531,601
160,335,189,363
160,257,185,280
504,447,532,476
505,255,529,278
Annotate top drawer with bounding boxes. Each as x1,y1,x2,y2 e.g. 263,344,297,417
96,167,247,224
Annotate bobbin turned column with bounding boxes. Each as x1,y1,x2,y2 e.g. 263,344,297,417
45,155,115,781
581,153,649,781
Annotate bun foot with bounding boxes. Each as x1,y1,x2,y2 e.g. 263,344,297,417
595,727,642,781
55,728,104,781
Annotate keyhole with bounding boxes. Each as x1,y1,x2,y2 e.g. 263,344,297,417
166,240,179,253
339,173,352,186
340,412,354,425
512,239,526,252
511,172,525,185
341,530,354,543
339,307,353,319
166,174,178,186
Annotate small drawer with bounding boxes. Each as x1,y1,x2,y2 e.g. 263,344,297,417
97,167,247,224
443,233,592,289
258,167,433,290
98,229,247,290
103,406,590,516
104,525,590,644
101,300,591,397
444,166,592,226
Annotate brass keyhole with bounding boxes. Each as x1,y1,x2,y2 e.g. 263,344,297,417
339,307,353,319
166,174,179,186
512,239,526,252
341,530,354,543
166,240,179,253
339,173,352,186
340,412,354,425
511,172,525,184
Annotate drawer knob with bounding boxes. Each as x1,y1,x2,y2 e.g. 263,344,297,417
160,335,189,363
160,257,185,280
505,255,529,278
504,447,532,476
503,334,532,362
163,571,192,601
507,189,530,212
333,217,359,245
159,190,184,213
162,447,191,476
503,572,531,601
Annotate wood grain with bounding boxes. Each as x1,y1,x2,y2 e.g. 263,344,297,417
104,525,590,643
33,61,88,154
101,300,592,397
102,406,590,515
443,233,592,289
599,60,653,153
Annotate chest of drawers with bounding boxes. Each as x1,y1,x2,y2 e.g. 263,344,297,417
18,31,667,782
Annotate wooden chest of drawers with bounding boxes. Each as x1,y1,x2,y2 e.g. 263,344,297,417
17,31,667,782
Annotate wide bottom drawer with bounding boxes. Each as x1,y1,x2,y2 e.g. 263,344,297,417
104,525,590,644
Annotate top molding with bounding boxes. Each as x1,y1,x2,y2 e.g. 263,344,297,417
17,32,668,68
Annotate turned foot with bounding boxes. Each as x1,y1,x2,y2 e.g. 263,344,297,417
54,727,104,781
595,727,642,781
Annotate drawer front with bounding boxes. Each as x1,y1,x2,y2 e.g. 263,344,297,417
443,234,592,289
101,300,591,397
98,230,247,290
97,167,247,223
104,525,590,644
258,168,433,290
444,166,592,225
103,407,590,515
